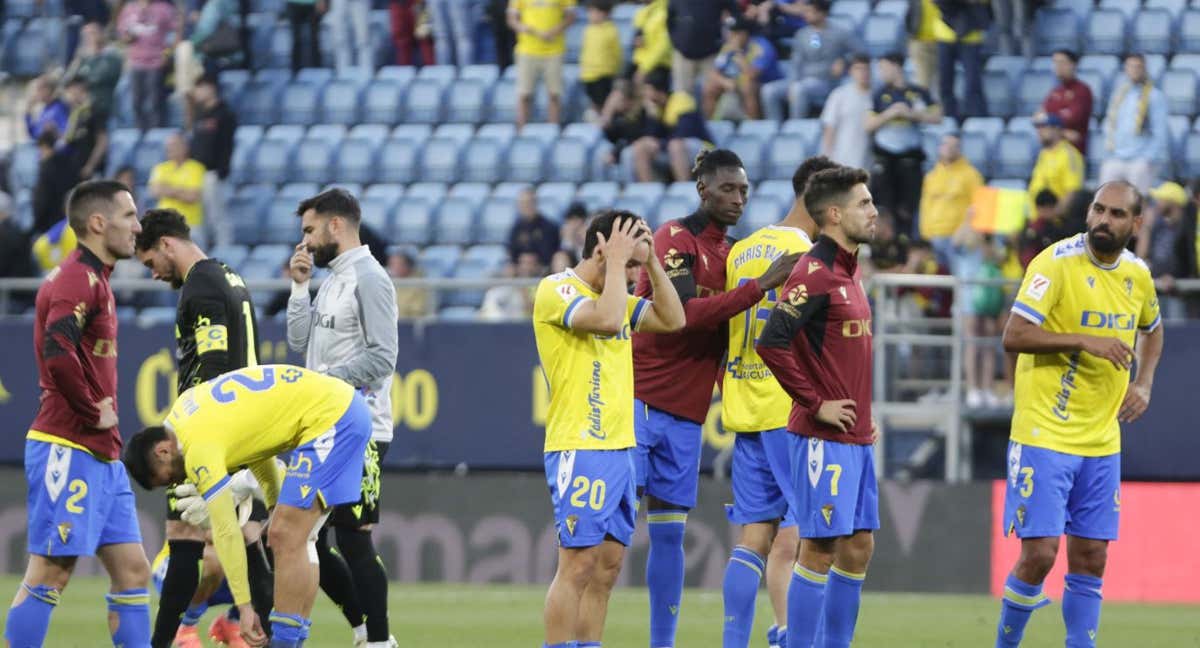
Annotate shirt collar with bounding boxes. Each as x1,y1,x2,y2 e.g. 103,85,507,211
329,245,370,273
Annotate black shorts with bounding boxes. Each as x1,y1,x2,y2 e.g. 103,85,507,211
584,77,614,110
166,482,270,523
329,441,389,528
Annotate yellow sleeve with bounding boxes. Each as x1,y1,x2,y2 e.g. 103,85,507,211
1011,250,1064,326
249,457,282,508
534,278,591,329
626,295,650,331
206,488,251,605
1138,274,1162,332
185,443,231,503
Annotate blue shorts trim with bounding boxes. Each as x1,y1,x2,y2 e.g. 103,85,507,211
633,399,702,509
1003,442,1121,541
279,392,372,510
789,437,879,539
25,440,142,556
728,430,796,527
545,449,638,548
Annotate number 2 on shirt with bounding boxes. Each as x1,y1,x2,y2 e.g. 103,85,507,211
209,366,301,403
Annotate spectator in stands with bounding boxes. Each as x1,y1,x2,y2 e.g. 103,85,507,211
189,76,236,248
149,134,207,244
118,0,177,130
387,250,432,319
1027,113,1084,220
550,248,577,274
176,0,244,102
64,22,124,127
907,0,940,94
559,202,588,258
63,0,111,65
761,0,858,120
932,0,988,122
0,192,34,280
508,187,561,265
287,0,324,72
992,0,1032,57
667,0,739,93
599,78,653,165
631,0,671,83
32,131,78,237
1099,53,1169,193
330,0,372,71
745,0,806,54
32,219,79,274
1019,189,1069,266
115,166,139,205
868,52,942,238
487,0,517,69
701,15,781,120
1136,182,1192,316
390,0,436,66
1040,49,1093,155
919,132,983,264
61,77,108,182
820,53,874,170
580,0,623,114
431,0,480,66
508,0,576,128
480,252,541,319
630,66,713,182
24,75,69,141
950,218,1006,408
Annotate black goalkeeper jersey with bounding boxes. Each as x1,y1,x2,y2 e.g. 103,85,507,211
175,258,260,391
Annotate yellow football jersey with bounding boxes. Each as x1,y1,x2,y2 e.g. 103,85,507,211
166,364,354,502
533,270,649,452
723,225,813,432
1010,235,1160,456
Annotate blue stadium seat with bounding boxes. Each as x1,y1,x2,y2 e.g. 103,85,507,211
1097,0,1137,19
755,180,793,205
477,198,517,244
575,182,620,211
1182,131,1200,177
547,137,591,183
962,117,1006,148
432,123,476,145
364,183,405,202
419,244,462,278
1160,69,1198,116
491,182,528,199
708,120,735,147
1172,53,1200,73
445,79,489,124
652,196,695,229
521,123,562,145
831,0,871,26
104,128,140,178
433,198,478,245
779,119,822,148
993,132,1038,178
488,79,520,123
247,244,293,267
736,120,780,139
419,137,462,183
347,124,391,142
404,79,445,124
565,21,585,64
1079,54,1120,78
1074,70,1109,118
292,138,335,184
7,144,39,194
959,131,993,178
333,137,380,185
406,182,449,204
862,13,905,57
376,65,416,83
460,64,500,84
1181,9,1200,53
391,124,433,144
323,182,363,197
5,19,57,77
463,244,509,270
459,138,506,184
1146,0,1187,19
873,0,907,16
304,124,346,144
394,199,434,245
1033,8,1081,55
320,79,364,125
228,193,268,244
736,196,784,238
361,80,405,125
536,182,577,220
562,122,603,146
766,134,813,181
1085,9,1128,55
248,139,295,184
726,135,767,182
1144,54,1168,81
477,122,518,145
261,198,302,244
277,182,319,201
1028,56,1055,73
439,306,479,320
1017,70,1058,115
1133,9,1175,55
266,22,292,69
210,244,251,270
505,137,547,183
376,138,421,184
295,67,333,85
1006,116,1035,135
218,69,251,107
449,182,492,209
610,196,649,218
239,79,286,125
622,182,666,204
416,65,458,86
129,129,173,185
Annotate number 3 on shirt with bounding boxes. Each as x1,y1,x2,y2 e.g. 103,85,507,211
569,476,606,510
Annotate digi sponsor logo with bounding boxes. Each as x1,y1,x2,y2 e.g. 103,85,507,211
1079,311,1135,330
841,319,872,338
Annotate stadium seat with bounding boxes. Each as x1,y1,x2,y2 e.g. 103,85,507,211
766,134,813,181
492,182,529,199
993,132,1038,178
445,79,489,124
103,128,140,178
736,196,784,238
610,196,650,218
376,138,421,184
419,138,462,183
1033,8,1081,55
303,124,345,144
320,79,364,125
1074,70,1109,119
831,0,871,26
962,117,1006,148
1146,0,1187,19
873,0,907,17
433,198,478,245
1006,116,1035,135
488,79,520,123
622,182,666,205
737,120,780,139
1085,9,1128,55
726,135,767,182
405,182,447,204
521,123,563,145
295,67,333,85
209,244,251,270
755,180,794,205
708,120,735,147
353,194,391,235
5,19,57,77
1144,54,1168,81
276,182,318,201
361,80,405,125
652,196,695,228
477,198,518,244
419,244,462,278
227,193,268,244
505,137,547,183
404,79,445,124
7,144,39,195
239,79,285,125
536,182,577,220
459,64,500,84
363,183,404,201
862,13,906,57
1017,70,1058,116
1181,9,1200,53
575,182,620,212
292,138,335,184
779,118,822,148
463,244,509,269
459,138,507,184
333,137,380,185
547,137,592,183
1133,9,1175,55
959,131,993,178
344,124,389,143
562,122,603,146
375,65,416,83
393,199,434,245
416,65,458,86
476,123,518,145
259,198,301,244
438,306,478,320
1160,69,1198,116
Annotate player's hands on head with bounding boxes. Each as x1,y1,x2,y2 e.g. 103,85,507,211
816,399,857,433
1118,382,1151,423
95,397,117,429
238,605,267,647
1079,335,1134,370
758,252,802,290
598,217,642,266
289,243,313,283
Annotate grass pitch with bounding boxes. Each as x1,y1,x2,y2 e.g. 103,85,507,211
17,577,1199,647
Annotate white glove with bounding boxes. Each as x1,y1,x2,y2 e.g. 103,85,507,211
229,470,261,505
174,483,211,529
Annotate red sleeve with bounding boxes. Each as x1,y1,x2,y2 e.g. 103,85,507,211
641,223,765,329
41,269,102,424
755,265,830,414
683,279,766,330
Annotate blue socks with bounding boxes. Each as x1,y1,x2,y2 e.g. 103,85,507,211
766,624,786,648
578,643,602,648
722,546,765,648
1063,574,1103,648
181,601,208,627
995,573,1050,647
822,567,866,648
646,510,687,647
785,565,826,648
4,583,60,647
269,611,309,648
543,643,577,648
105,588,151,647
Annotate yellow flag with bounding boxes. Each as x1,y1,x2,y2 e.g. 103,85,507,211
970,186,1027,235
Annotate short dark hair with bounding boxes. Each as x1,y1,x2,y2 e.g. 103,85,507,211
1124,52,1145,64
1034,189,1060,207
1053,49,1079,63
691,148,744,181
36,130,58,149
66,179,130,237
583,209,644,259
123,425,169,490
849,53,871,67
136,208,191,251
65,76,87,89
644,66,672,93
115,165,135,178
1095,179,1143,217
803,166,871,226
296,188,361,226
809,0,832,13
791,155,840,197
588,0,615,12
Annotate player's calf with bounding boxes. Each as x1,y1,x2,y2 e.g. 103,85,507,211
4,555,74,648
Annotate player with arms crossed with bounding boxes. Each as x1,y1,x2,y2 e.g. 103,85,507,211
633,149,798,648
124,365,373,648
134,208,272,648
720,156,839,648
3,180,149,648
757,166,879,648
994,180,1163,648
534,211,685,648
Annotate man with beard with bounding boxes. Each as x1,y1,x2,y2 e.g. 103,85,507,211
286,189,399,648
994,180,1164,648
133,208,273,648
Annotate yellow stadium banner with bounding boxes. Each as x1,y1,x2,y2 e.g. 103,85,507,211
970,186,1027,235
